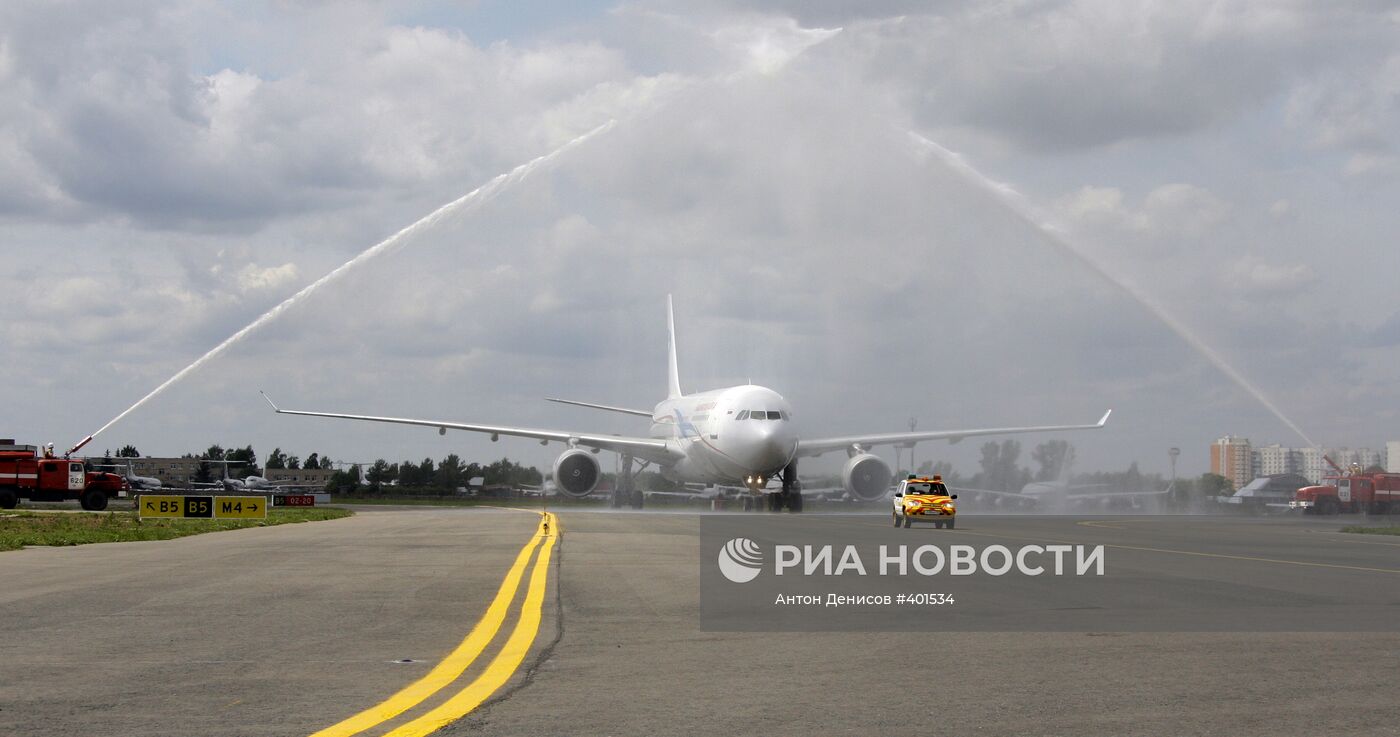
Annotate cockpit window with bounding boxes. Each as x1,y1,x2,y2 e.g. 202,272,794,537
766,411,782,420
750,410,766,419
735,410,749,420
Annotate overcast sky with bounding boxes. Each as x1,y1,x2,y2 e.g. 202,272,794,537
3,1,1399,479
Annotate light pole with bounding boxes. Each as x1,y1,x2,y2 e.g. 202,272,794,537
1168,447,1180,509
908,417,917,476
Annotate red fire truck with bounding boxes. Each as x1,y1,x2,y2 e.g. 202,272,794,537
0,440,126,511
1290,472,1400,515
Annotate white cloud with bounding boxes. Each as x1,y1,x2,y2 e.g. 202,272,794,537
1286,51,1400,176
2,2,1398,474
235,262,299,293
1230,257,1317,297
826,1,1390,151
707,16,842,74
1054,183,1230,240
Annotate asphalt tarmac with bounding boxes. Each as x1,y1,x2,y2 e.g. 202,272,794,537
0,506,553,737
3,508,1398,736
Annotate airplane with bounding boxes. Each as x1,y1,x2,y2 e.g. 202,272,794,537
955,479,1174,512
94,458,163,491
263,296,1111,512
193,460,315,492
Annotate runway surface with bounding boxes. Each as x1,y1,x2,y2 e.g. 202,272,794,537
3,508,1399,736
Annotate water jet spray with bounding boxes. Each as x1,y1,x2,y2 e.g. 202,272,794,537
73,120,617,452
907,130,1317,448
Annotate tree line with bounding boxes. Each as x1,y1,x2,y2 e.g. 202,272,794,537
914,439,1233,502
334,456,543,495
103,444,544,493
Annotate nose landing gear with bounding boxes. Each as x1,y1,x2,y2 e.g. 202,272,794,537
769,461,803,513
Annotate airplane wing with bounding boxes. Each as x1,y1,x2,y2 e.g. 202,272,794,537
544,397,653,418
954,483,1174,503
262,393,682,466
1064,485,1174,499
795,410,1112,458
948,486,1039,505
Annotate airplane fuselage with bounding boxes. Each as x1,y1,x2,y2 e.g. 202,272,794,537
648,385,797,487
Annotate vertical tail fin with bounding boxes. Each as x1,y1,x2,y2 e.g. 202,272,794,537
667,294,682,399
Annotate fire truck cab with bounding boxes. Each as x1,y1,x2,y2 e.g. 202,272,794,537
0,440,125,511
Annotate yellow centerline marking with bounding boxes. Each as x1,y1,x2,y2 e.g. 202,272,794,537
1076,520,1127,530
383,514,558,737
309,513,551,737
954,529,1400,575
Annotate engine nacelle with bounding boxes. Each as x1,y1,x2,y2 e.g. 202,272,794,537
842,453,892,502
553,449,601,498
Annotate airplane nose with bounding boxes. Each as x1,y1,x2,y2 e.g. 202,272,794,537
744,424,797,472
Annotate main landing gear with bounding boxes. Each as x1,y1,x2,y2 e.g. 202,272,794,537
610,453,645,510
756,461,802,513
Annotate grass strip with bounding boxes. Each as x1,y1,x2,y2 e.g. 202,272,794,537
1340,525,1400,536
0,507,353,551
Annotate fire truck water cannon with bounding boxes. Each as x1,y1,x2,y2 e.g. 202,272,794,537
66,435,95,458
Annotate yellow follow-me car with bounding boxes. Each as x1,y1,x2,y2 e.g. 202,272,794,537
892,475,957,529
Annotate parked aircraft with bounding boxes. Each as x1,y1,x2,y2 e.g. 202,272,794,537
94,458,163,491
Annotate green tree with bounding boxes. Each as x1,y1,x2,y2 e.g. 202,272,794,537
1124,461,1143,491
304,452,320,470
227,445,259,477
976,440,1026,491
436,454,466,489
1198,472,1233,497
117,444,140,458
1032,440,1076,482
204,445,226,461
483,457,544,487
397,459,421,487
265,448,287,470
917,460,960,484
366,459,393,488
286,455,301,470
327,464,363,492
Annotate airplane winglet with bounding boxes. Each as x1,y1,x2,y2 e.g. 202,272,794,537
260,391,281,413
1097,409,1112,427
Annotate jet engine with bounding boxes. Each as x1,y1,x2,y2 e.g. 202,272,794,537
553,449,601,497
842,453,892,501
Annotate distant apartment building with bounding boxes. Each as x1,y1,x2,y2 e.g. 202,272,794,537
1389,441,1400,473
1254,444,1303,477
1337,447,1384,472
1210,435,1252,491
1296,446,1325,484
1239,444,1390,484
